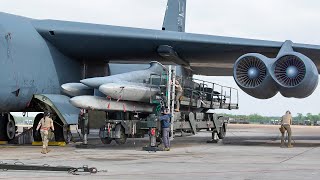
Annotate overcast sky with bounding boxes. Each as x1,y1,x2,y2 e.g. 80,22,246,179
2,0,320,116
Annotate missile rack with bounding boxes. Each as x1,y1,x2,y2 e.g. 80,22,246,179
87,65,239,147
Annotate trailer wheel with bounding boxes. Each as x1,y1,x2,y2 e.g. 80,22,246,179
218,125,226,139
115,125,127,145
101,138,113,144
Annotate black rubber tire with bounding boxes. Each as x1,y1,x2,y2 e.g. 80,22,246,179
101,138,113,144
6,118,15,140
115,125,127,145
0,114,15,141
32,113,44,141
218,125,226,139
0,115,7,140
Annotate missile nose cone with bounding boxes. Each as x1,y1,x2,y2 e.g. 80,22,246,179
80,78,98,88
61,83,86,91
69,96,80,108
81,77,117,89
61,83,93,97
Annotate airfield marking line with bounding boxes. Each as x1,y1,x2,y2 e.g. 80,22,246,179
280,146,317,164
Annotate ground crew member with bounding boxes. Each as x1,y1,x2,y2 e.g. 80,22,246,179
160,109,172,151
174,80,183,112
279,110,293,148
36,112,55,154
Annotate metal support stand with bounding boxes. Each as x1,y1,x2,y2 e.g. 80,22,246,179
207,131,219,143
142,114,163,152
83,134,88,145
77,109,89,146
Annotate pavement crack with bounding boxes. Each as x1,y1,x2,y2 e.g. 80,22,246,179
280,147,317,163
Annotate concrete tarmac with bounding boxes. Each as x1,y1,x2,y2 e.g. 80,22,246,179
2,124,320,179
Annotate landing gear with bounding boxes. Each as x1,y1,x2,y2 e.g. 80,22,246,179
6,118,15,140
32,113,72,143
0,113,16,141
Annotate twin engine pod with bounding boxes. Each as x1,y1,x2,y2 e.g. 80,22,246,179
233,52,318,99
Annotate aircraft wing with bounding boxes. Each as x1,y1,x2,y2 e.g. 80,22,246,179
32,19,320,76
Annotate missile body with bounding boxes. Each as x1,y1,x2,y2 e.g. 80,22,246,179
70,95,154,112
99,83,160,102
80,61,166,88
61,83,93,97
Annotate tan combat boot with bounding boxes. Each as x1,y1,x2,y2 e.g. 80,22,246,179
280,140,285,148
287,144,293,148
41,148,47,154
46,148,51,153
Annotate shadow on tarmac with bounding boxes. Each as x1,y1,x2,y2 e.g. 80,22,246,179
74,131,320,150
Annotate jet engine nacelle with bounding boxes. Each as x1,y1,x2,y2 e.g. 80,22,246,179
233,53,278,99
271,52,318,98
233,52,319,99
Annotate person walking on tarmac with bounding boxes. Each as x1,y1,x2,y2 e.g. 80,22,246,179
174,80,183,112
279,110,293,148
160,109,172,151
36,112,55,154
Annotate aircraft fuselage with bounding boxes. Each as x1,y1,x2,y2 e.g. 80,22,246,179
0,13,80,111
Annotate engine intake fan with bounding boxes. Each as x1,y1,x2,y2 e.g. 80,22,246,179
233,53,278,99
272,52,318,98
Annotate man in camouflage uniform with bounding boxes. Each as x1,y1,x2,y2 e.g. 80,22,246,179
280,110,293,148
36,112,55,154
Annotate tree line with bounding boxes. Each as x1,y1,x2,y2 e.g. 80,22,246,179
221,113,320,124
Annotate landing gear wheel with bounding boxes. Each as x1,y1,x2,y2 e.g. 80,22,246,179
101,138,113,144
0,114,16,141
6,119,15,140
115,125,127,145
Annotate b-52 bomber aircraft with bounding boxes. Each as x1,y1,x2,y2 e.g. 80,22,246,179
0,0,319,143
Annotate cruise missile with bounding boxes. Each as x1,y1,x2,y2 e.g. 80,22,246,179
99,83,160,102
80,61,166,88
70,95,154,112
61,83,93,97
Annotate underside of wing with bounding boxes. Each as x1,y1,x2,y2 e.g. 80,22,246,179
32,19,320,76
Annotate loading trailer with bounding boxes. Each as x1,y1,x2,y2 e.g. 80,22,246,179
82,66,239,146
